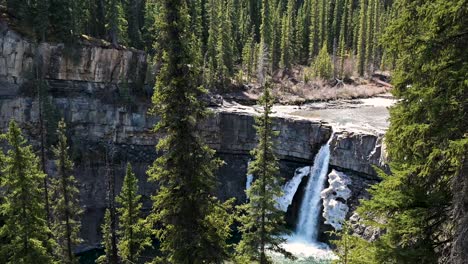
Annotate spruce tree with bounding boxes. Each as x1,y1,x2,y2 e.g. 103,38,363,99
96,209,115,264
338,0,350,78
356,0,367,76
311,44,334,79
116,163,151,264
49,0,76,42
235,82,292,264
215,0,234,88
50,120,82,264
280,14,291,69
148,0,233,262
0,121,54,263
206,0,219,88
340,0,468,262
258,0,273,79
106,0,128,46
242,31,256,82
270,3,282,72
126,0,143,49
309,0,320,58
365,0,375,73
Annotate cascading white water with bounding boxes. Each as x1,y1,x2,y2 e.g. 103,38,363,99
276,166,311,212
294,134,334,243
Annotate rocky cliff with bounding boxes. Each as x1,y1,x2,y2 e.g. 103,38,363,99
0,27,386,248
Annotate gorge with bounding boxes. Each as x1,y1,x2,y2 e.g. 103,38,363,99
0,24,388,255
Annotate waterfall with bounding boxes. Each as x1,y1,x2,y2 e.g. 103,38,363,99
276,166,311,212
294,134,334,243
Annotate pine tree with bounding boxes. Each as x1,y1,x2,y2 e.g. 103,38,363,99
280,14,291,69
50,120,82,264
235,82,292,264
311,44,334,79
206,0,219,88
318,0,328,50
258,0,272,78
0,121,54,263
309,0,320,58
242,31,256,81
330,222,377,263
96,209,115,264
107,0,128,46
365,0,375,73
148,0,233,262
126,0,143,49
341,0,468,262
216,0,234,88
116,163,151,264
270,3,282,72
338,0,350,77
356,0,367,76
49,0,76,42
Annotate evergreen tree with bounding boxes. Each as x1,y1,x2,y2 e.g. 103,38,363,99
309,0,320,58
116,163,151,264
206,0,220,88
215,0,234,88
340,0,468,262
311,44,334,79
235,82,292,264
148,0,233,262
270,3,282,72
0,121,54,263
338,0,350,78
106,0,128,46
49,0,76,42
126,0,143,49
280,14,291,69
318,0,328,50
365,0,375,73
330,222,377,263
96,209,115,264
258,0,273,78
356,0,367,76
242,31,256,82
50,120,82,264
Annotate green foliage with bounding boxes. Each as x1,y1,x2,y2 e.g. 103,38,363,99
106,0,128,46
116,163,151,264
96,209,115,264
309,44,334,79
235,83,292,263
357,0,367,76
339,0,468,262
330,222,377,264
0,121,55,263
147,0,233,262
50,120,82,264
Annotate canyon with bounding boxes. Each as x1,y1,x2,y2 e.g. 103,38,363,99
0,25,388,250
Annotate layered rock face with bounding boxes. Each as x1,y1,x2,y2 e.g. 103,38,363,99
0,23,146,85
0,28,386,248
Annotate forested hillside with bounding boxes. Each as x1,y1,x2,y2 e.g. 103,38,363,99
2,0,393,87
0,0,466,264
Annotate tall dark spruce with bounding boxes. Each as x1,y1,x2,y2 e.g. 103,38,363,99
0,121,55,263
50,119,82,263
336,0,468,263
147,0,233,263
236,82,292,263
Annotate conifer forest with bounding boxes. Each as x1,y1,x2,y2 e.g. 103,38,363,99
0,0,466,263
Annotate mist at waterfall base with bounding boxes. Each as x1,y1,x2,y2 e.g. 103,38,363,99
273,135,336,263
